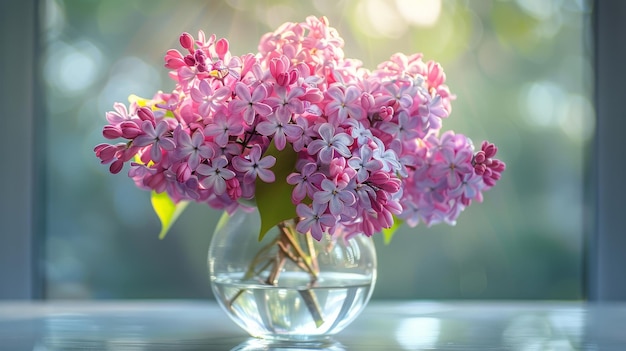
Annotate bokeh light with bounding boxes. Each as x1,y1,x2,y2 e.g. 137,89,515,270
395,317,441,350
396,0,442,27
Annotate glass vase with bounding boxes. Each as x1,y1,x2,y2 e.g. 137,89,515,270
208,207,377,342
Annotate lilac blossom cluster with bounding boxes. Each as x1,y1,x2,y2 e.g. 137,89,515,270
95,16,505,240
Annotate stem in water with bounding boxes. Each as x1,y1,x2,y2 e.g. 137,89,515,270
227,219,325,327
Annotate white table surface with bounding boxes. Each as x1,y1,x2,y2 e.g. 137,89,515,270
0,300,624,350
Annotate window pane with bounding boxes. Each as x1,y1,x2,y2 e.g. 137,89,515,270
43,0,591,299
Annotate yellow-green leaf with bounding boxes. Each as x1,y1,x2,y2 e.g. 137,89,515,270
382,216,403,245
151,191,189,239
128,94,174,118
128,94,151,107
255,141,298,241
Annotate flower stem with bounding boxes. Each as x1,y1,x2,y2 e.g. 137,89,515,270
266,250,286,285
306,233,319,274
299,289,324,328
227,236,279,309
228,220,325,327
279,222,318,280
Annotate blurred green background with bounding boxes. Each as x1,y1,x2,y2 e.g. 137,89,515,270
43,0,592,300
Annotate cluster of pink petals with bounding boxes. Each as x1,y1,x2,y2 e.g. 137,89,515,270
95,16,505,240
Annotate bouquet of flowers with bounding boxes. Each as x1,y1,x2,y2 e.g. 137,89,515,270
94,16,504,244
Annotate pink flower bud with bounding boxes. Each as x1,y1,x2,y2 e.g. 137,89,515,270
165,58,186,69
427,61,445,88
379,106,394,121
473,151,486,164
483,176,496,187
484,144,497,158
361,93,375,111
491,160,506,172
276,72,289,86
215,38,229,60
474,164,486,175
165,49,183,60
226,178,242,200
179,32,194,51
481,141,496,157
109,159,124,174
368,171,390,186
184,55,196,66
270,56,289,82
137,107,154,122
288,70,299,85
483,167,493,177
94,143,108,155
194,50,206,60
94,143,118,163
176,162,192,183
378,177,401,193
120,121,142,139
164,50,186,69
103,125,122,139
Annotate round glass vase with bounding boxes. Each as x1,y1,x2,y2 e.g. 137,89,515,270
208,207,377,342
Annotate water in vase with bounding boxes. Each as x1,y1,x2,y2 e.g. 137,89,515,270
212,271,374,341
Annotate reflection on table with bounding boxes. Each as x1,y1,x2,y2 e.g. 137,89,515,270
0,301,624,350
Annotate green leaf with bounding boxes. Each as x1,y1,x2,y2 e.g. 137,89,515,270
382,216,404,245
128,94,174,118
255,140,298,241
150,191,189,239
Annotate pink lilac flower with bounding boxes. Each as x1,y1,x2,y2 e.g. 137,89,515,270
324,85,364,123
196,156,236,195
418,91,448,130
269,55,298,86
291,115,317,151
296,203,336,241
95,16,505,241
94,143,130,174
173,128,213,170
203,111,244,147
379,111,421,141
231,144,276,184
448,173,485,206
371,138,401,173
349,121,374,146
265,85,305,120
132,120,175,163
379,82,414,110
472,141,506,188
119,121,143,139
429,147,473,188
190,79,230,117
256,111,302,151
105,102,137,125
307,123,353,164
229,82,272,124
286,162,324,203
347,145,382,182
313,179,356,217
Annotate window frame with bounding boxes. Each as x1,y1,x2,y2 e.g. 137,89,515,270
587,0,626,301
0,0,43,299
